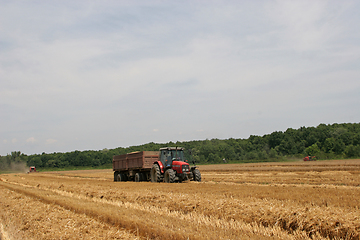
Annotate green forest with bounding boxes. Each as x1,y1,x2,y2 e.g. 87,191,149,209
1,123,360,171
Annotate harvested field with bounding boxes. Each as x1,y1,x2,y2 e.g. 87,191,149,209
1,159,360,239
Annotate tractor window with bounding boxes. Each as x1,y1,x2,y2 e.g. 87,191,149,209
161,151,167,162
160,150,172,167
160,149,186,164
170,150,185,161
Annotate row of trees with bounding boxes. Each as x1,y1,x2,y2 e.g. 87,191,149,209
1,123,360,170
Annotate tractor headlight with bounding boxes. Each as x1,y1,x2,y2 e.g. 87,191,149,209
182,165,190,172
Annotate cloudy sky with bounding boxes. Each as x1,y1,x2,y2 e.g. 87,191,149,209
1,1,359,156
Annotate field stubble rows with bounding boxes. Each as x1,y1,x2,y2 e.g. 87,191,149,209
0,159,360,239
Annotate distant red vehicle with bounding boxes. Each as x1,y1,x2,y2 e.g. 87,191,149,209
29,166,36,172
303,156,316,161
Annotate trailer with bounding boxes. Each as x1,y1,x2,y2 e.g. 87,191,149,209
113,147,201,183
113,151,158,182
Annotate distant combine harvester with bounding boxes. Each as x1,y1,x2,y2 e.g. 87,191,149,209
27,166,36,173
303,156,316,161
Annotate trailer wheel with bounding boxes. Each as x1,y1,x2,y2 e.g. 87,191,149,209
135,173,141,182
151,164,161,182
193,169,201,182
142,172,149,181
114,171,119,182
116,173,126,182
164,169,176,183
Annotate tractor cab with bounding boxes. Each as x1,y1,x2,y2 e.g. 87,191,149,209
151,147,201,183
159,147,187,168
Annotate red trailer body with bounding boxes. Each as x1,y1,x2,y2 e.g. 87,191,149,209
113,151,158,171
113,151,158,182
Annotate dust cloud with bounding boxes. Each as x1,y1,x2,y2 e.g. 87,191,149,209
0,162,28,173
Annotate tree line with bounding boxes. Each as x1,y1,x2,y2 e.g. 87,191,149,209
1,123,360,170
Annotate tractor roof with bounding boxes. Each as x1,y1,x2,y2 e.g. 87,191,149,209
159,147,184,151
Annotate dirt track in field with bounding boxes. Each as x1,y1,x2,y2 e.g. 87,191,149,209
1,159,360,240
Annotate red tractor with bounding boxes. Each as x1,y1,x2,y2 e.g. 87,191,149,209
150,147,201,183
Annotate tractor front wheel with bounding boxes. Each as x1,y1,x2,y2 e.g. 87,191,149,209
193,169,201,182
164,169,176,183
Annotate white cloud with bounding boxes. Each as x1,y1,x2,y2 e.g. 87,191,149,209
26,137,36,143
46,139,57,145
265,1,355,52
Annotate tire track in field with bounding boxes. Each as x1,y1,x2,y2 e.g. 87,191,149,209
0,223,7,240
2,176,359,240
204,179,360,190
0,179,300,240
0,185,138,240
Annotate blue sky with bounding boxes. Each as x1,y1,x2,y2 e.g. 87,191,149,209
1,0,360,155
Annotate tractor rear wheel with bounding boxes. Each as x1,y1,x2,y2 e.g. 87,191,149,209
164,169,176,183
151,164,161,182
114,171,119,182
193,169,201,182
